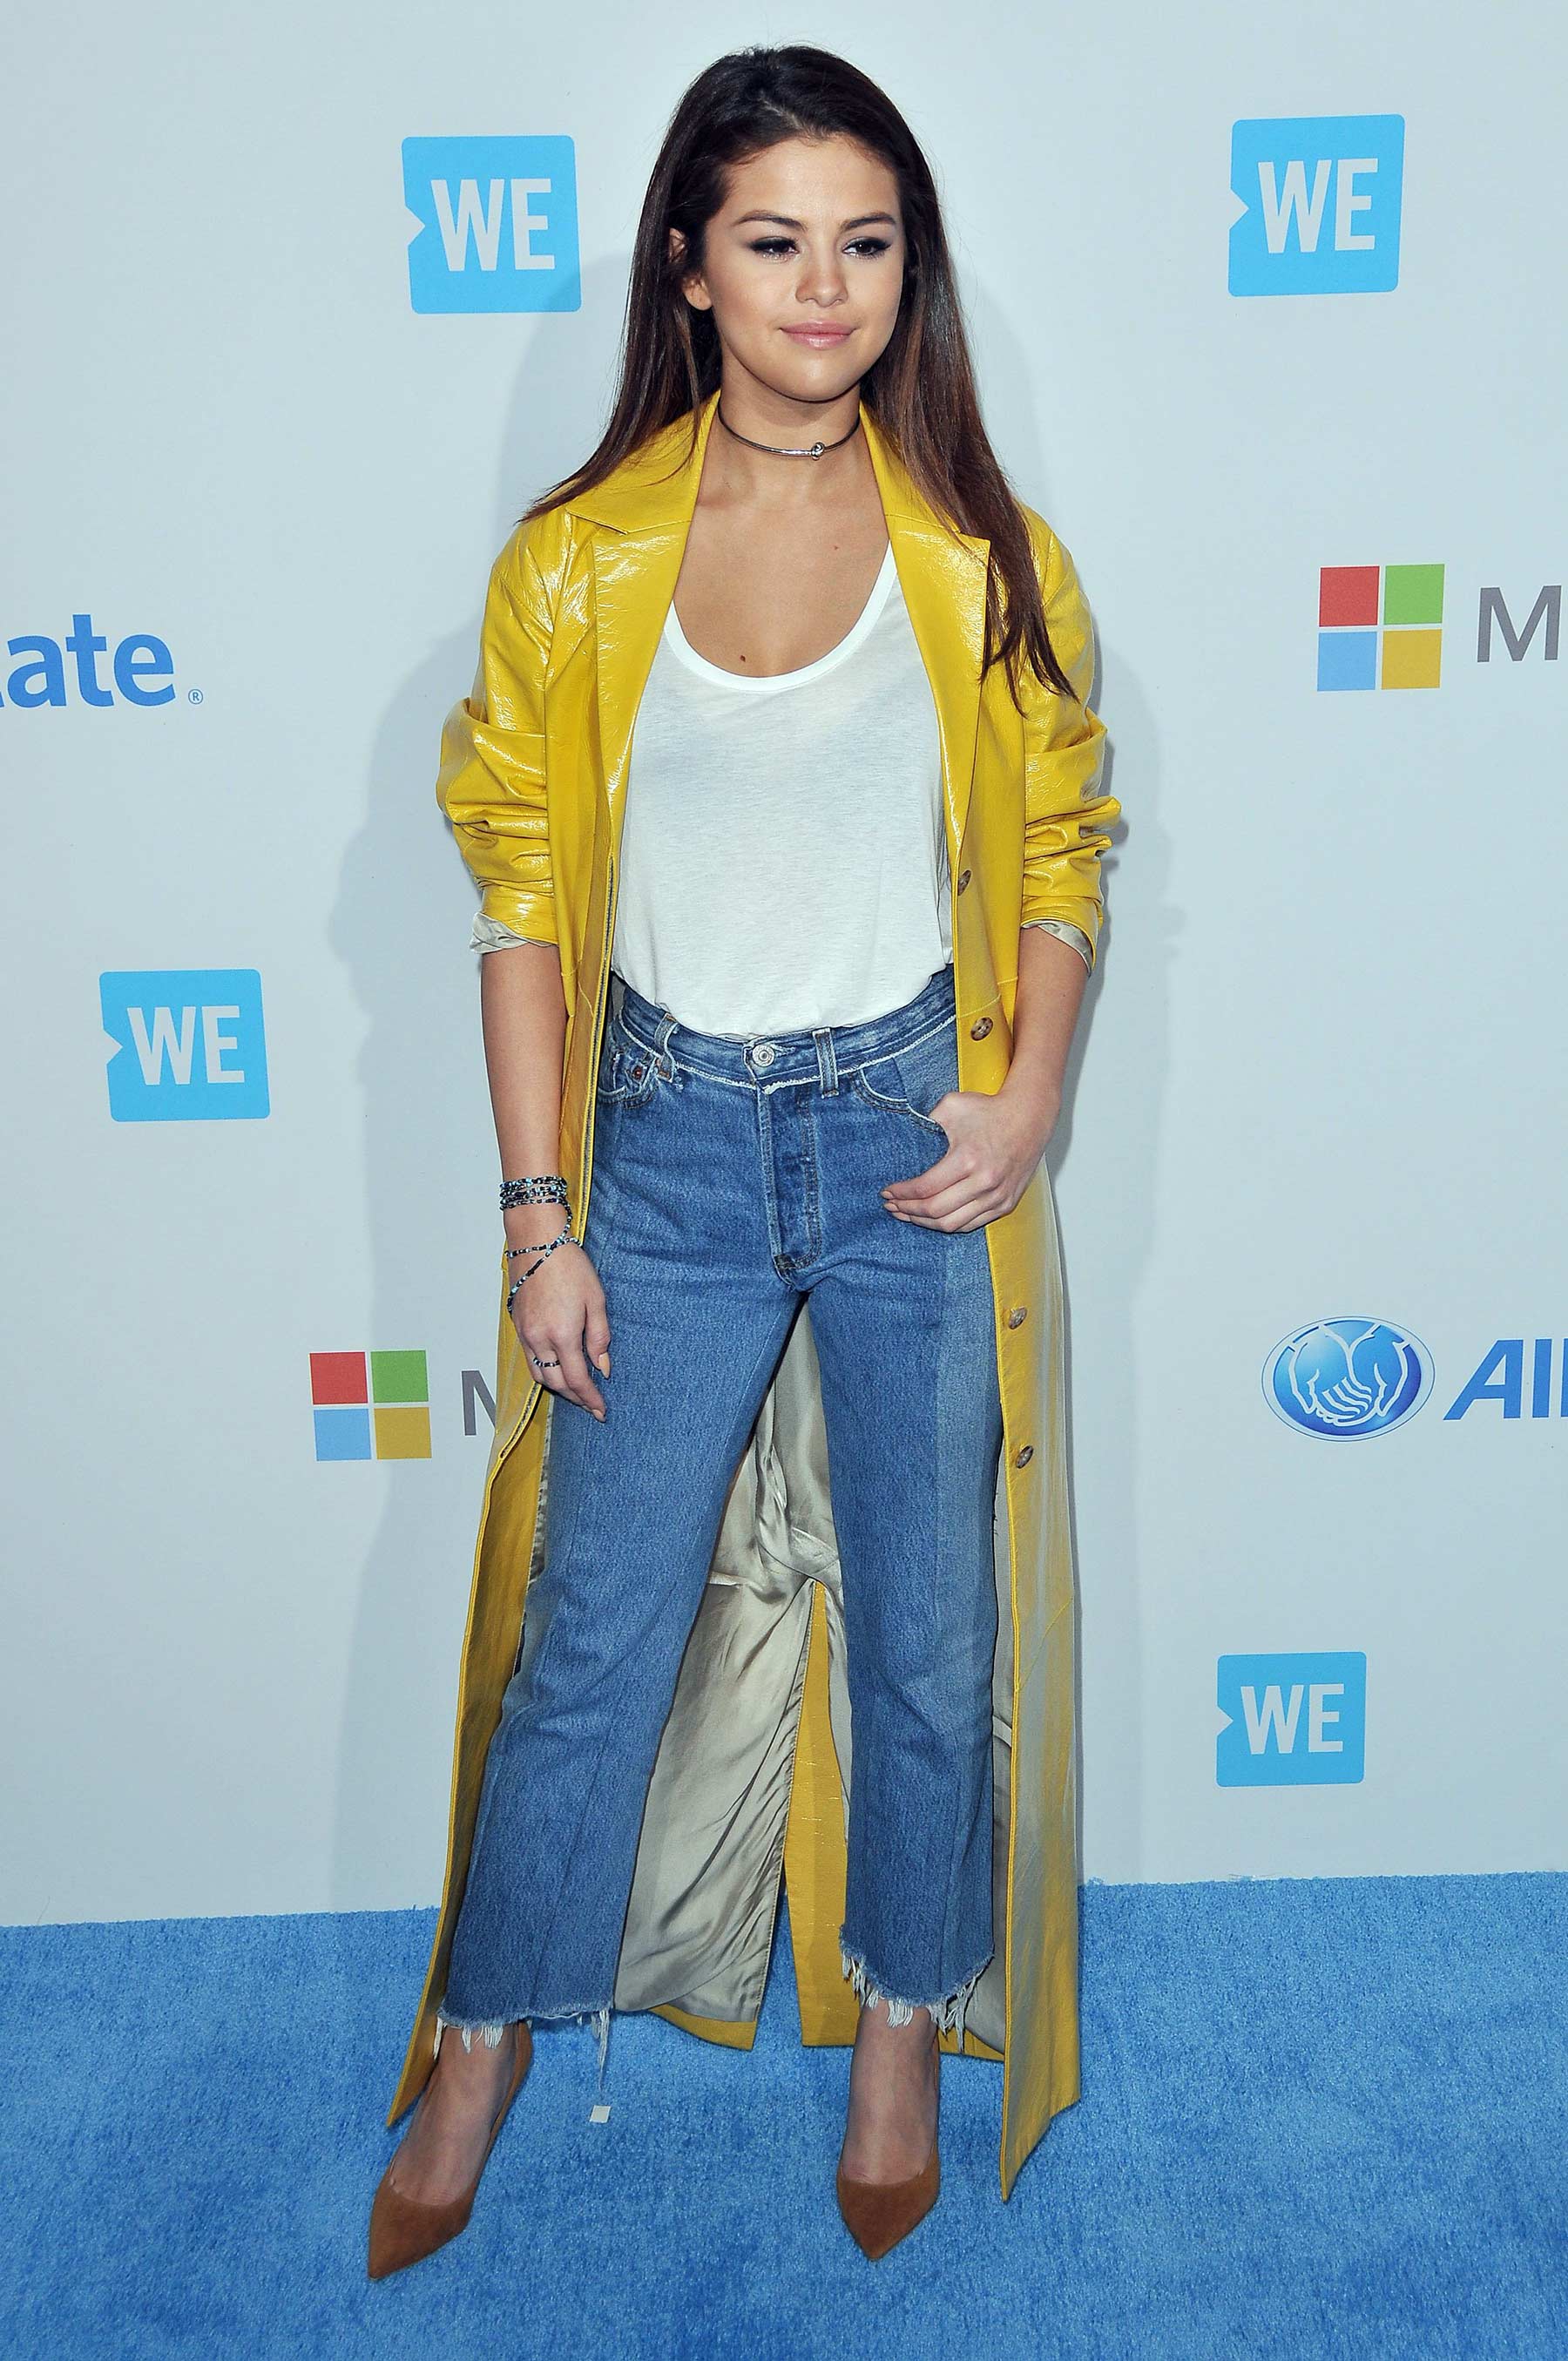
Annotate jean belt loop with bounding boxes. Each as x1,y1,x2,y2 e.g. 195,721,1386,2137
652,1006,679,1079
813,1025,840,1096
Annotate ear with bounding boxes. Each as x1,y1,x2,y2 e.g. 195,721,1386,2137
667,224,711,311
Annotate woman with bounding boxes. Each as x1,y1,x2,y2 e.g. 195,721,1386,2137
370,44,1119,2276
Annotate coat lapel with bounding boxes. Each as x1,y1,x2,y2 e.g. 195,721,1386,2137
569,385,991,859
578,396,720,842
862,425,990,859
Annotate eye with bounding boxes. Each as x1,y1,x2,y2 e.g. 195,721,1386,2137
746,236,896,259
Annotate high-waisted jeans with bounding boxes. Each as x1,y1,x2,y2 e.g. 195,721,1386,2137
436,962,1003,2072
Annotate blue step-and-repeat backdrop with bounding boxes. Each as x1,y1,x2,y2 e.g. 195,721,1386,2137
3,3,1563,1925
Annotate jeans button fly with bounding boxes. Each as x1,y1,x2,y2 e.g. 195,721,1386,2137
751,1042,778,1068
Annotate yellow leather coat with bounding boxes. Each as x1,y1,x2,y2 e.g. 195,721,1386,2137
390,385,1118,2196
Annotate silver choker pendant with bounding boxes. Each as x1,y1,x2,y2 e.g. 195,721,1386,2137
715,405,862,461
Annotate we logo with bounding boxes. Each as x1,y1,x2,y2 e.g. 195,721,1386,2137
1229,115,1404,295
100,969,268,1121
402,136,580,315
1216,1653,1367,1786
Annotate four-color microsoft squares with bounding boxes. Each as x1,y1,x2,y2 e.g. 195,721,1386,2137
311,1350,431,1460
1319,564,1444,689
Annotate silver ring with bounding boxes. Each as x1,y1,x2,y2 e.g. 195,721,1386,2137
531,1355,561,1370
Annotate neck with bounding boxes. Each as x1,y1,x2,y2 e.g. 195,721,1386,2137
703,383,867,508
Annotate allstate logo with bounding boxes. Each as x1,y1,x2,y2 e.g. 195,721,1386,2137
1263,1318,1431,1438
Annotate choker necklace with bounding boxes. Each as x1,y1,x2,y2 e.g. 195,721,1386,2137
715,403,862,460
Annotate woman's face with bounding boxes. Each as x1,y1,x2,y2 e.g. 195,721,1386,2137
674,133,906,404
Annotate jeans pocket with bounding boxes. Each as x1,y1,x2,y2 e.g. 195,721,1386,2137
849,1021,957,1137
594,1034,630,1104
595,1017,662,1109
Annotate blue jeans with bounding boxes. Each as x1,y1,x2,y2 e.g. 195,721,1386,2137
436,963,1002,2067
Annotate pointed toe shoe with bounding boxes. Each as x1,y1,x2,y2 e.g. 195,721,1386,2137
367,2021,532,2281
835,2140,941,2260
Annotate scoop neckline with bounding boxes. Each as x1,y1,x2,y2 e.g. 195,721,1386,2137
662,542,897,693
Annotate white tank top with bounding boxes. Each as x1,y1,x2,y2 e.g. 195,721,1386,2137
609,543,951,1037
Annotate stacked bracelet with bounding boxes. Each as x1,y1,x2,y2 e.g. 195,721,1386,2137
501,1174,570,1212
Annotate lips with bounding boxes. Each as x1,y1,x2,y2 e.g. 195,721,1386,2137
782,326,853,344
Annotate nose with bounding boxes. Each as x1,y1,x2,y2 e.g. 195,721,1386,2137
795,252,848,308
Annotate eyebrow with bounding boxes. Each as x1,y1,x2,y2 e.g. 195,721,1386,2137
730,210,899,232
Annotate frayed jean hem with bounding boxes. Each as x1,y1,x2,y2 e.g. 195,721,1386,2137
838,1932,990,2047
434,1999,612,2084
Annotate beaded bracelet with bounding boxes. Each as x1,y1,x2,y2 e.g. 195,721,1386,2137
505,1224,573,1309
501,1174,569,1211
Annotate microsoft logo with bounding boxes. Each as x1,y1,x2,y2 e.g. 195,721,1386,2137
1318,564,1443,691
311,1350,430,1460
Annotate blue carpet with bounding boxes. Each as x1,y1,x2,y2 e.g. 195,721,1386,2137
2,1874,1564,2358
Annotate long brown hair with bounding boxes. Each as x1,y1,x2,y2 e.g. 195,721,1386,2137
520,44,1080,711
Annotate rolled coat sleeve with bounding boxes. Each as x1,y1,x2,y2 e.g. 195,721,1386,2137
1019,519,1119,968
436,530,557,949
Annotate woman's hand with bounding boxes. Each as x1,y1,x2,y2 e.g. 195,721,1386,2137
884,930,1086,1232
508,1235,611,1419
880,1078,1060,1232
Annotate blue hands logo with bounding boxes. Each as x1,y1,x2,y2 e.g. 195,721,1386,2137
1263,1317,1431,1438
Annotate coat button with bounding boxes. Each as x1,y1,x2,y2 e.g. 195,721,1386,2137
1014,1444,1034,1468
956,868,972,891
970,1016,992,1040
1007,1305,1028,1329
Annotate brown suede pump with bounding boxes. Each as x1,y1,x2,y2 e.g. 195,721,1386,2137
835,2011,943,2259
368,2020,532,2280
835,2141,941,2259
